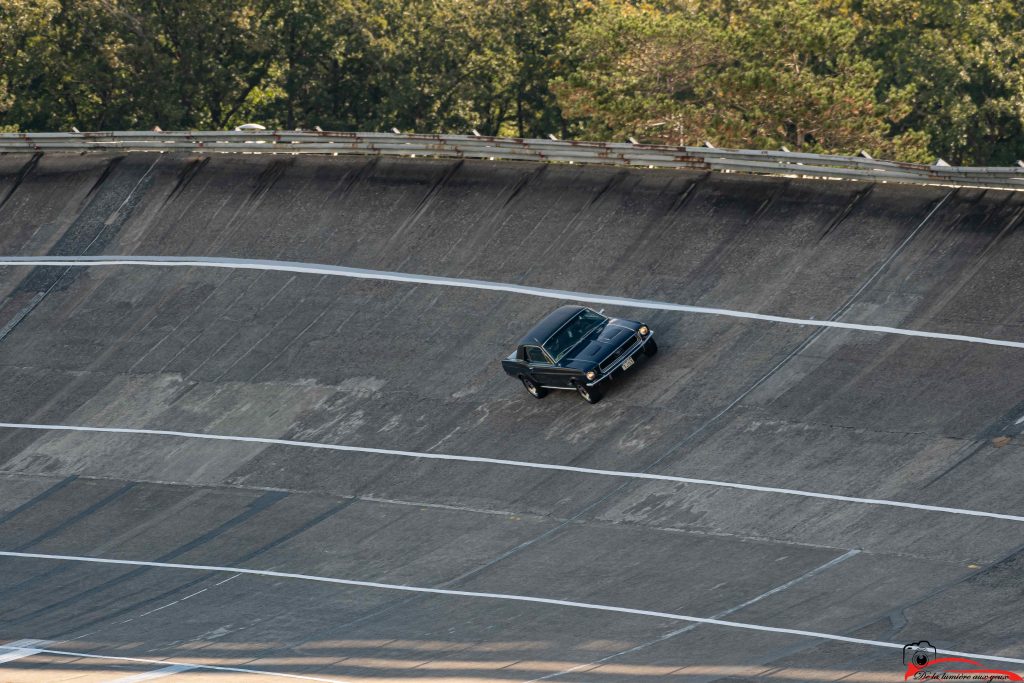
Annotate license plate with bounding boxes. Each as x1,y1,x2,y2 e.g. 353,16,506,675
622,356,635,370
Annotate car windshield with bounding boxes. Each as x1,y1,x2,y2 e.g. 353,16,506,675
543,309,607,361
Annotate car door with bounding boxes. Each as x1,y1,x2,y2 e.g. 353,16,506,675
525,345,577,388
524,345,561,387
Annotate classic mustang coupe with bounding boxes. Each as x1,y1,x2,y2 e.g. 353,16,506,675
501,305,657,404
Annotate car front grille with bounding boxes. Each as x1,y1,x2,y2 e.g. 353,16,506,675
599,333,641,373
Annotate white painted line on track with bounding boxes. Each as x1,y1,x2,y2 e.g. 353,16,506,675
0,255,1020,349
0,648,40,664
104,663,197,682
2,422,1023,524
134,600,181,619
1,551,1021,667
0,642,346,682
710,549,863,616
113,588,209,627
0,639,48,664
215,573,242,586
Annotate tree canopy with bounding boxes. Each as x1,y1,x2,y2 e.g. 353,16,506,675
1,0,1022,164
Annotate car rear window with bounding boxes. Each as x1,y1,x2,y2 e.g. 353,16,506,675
544,309,606,361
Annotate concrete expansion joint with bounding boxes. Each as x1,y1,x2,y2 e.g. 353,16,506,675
794,417,1024,457
759,415,957,440
0,363,90,377
0,468,982,565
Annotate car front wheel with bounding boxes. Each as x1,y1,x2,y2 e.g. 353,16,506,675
643,339,658,356
522,376,548,399
576,382,603,404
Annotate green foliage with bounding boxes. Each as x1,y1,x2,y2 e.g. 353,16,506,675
853,0,1024,164
1,0,125,130
554,2,731,144
0,0,1022,163
557,0,930,159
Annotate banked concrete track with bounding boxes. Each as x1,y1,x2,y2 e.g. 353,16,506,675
0,152,1023,681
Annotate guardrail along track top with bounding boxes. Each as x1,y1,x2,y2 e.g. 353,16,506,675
0,149,1022,680
4,129,1024,189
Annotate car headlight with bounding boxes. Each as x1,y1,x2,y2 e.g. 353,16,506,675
639,325,649,336
585,370,597,381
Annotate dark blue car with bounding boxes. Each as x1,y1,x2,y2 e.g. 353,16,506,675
501,305,657,404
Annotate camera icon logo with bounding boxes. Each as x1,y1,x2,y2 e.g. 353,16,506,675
903,641,937,668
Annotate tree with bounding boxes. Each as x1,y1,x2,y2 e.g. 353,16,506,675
713,0,928,159
127,0,289,129
555,0,929,159
0,0,133,131
853,0,1024,165
494,0,586,138
554,1,730,145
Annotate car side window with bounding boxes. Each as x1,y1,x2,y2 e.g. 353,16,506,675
525,346,548,364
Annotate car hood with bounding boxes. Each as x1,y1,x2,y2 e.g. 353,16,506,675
558,319,640,370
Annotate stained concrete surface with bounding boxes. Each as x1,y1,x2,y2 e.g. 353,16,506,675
0,152,1022,680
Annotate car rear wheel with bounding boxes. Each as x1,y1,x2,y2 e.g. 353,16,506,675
576,382,603,404
643,339,658,356
522,376,548,399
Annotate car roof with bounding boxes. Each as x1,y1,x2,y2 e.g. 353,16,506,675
519,305,588,346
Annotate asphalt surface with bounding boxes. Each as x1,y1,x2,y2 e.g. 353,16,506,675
0,152,1023,681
